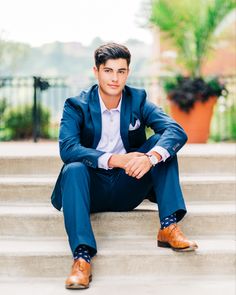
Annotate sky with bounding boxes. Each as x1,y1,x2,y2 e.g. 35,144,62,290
0,0,152,46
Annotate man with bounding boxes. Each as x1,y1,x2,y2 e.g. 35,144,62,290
51,43,198,290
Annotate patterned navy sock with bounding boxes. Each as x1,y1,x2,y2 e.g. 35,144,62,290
73,244,91,263
160,213,177,229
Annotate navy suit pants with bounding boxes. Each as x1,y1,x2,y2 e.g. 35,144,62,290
60,136,187,257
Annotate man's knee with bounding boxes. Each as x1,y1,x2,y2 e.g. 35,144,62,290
62,162,88,177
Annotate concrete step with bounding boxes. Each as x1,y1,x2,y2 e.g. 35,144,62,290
0,175,235,204
0,276,236,295
0,143,235,176
0,176,54,204
0,276,235,295
180,175,236,202
0,156,61,176
178,143,236,175
0,154,235,176
0,237,235,277
0,202,235,237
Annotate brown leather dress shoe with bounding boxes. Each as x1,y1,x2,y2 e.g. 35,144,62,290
157,224,198,252
65,258,92,289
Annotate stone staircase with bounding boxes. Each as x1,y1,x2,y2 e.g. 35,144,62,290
0,142,235,295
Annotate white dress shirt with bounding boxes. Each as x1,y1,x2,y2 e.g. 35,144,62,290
96,90,170,170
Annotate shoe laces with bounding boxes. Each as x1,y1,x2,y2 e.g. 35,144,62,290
170,224,186,240
73,260,85,272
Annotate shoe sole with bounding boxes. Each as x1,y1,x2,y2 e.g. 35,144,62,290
157,241,198,252
65,275,92,289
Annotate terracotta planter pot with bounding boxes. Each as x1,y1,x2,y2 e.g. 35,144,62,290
169,96,217,143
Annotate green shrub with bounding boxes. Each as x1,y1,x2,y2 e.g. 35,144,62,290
0,98,8,117
210,103,236,142
3,103,51,139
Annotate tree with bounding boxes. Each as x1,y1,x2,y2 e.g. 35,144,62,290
149,0,236,77
0,34,30,75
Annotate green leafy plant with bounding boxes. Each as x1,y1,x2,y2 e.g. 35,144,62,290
163,75,228,112
150,0,235,110
150,0,236,77
3,104,51,139
0,98,7,117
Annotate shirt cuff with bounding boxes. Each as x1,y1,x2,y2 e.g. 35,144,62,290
98,153,113,170
148,146,170,162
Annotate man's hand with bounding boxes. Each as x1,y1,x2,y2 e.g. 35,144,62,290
124,155,152,179
108,151,162,179
108,152,144,169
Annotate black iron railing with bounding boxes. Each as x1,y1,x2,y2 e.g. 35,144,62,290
0,75,235,142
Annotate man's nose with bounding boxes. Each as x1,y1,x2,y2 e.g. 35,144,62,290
112,73,118,82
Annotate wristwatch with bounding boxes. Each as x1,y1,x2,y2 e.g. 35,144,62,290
145,153,159,166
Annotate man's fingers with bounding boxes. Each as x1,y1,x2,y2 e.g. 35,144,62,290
127,163,146,178
125,156,151,177
133,166,148,179
127,161,142,176
125,165,137,176
124,159,136,173
130,166,141,177
136,170,144,179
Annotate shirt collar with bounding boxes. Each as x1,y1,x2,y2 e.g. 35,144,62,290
98,89,122,113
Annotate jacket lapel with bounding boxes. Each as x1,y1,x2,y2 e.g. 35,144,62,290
120,87,131,151
89,86,102,148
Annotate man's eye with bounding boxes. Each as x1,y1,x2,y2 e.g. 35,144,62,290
119,71,125,74
104,69,111,73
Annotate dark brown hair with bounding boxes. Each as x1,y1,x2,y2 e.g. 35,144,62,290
94,42,131,69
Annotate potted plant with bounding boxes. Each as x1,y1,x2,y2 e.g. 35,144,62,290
150,0,235,142
163,75,228,142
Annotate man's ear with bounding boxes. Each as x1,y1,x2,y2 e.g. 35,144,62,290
127,68,131,76
93,66,98,78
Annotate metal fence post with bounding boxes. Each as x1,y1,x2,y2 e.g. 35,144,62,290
33,76,39,142
33,76,50,142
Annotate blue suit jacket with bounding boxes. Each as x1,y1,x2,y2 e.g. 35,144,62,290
51,84,187,210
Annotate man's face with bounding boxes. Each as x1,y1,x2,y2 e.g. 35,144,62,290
93,58,129,99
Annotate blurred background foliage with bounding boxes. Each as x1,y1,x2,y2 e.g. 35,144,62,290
1,101,50,140
0,0,235,142
149,0,236,77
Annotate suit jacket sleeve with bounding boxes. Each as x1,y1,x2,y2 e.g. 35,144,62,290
59,99,105,168
142,98,188,158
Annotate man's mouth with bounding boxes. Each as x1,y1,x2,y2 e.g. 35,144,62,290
108,84,119,88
